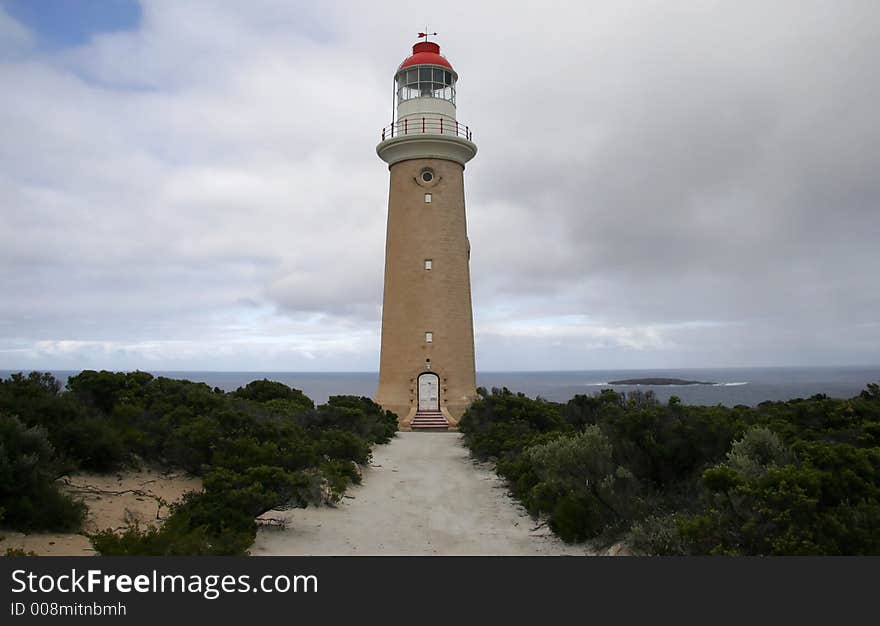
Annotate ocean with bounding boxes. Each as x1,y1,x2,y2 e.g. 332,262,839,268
2,366,879,407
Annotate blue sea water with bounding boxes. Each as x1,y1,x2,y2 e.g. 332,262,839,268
2,366,879,407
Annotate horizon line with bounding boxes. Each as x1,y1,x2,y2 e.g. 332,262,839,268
2,364,880,374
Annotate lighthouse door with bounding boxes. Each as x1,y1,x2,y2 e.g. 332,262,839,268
417,373,440,411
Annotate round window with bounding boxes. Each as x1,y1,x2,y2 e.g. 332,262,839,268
421,169,434,183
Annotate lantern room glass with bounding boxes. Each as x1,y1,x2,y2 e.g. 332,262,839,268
396,66,456,104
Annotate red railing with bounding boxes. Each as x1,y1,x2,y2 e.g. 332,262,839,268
381,117,473,142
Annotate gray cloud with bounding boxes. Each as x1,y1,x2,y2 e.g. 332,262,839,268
1,0,878,370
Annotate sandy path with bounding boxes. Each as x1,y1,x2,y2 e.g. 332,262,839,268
253,432,593,556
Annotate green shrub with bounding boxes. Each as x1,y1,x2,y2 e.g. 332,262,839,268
5,547,38,556
459,389,567,459
679,428,880,555
459,382,880,555
319,459,363,502
66,370,153,414
0,413,86,532
548,493,605,542
163,416,224,472
0,371,399,555
6,483,87,533
302,396,398,444
523,428,639,540
232,379,314,411
90,519,252,556
56,416,126,472
725,427,794,479
628,514,690,556
314,430,372,464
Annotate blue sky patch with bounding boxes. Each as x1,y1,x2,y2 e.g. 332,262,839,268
1,0,141,48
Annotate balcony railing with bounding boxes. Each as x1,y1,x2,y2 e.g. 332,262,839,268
381,117,473,142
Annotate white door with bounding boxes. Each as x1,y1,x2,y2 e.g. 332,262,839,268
418,373,439,411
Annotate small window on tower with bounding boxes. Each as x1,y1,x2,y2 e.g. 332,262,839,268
425,332,433,343
424,193,432,203
424,259,432,270
421,169,434,183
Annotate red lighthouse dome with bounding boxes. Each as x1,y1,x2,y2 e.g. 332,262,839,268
399,41,453,70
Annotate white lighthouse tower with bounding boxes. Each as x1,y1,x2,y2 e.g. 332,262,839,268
375,37,478,430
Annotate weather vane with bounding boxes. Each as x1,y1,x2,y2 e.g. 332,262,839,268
418,29,437,42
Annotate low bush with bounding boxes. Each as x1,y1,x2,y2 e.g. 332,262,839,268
0,413,86,532
299,395,399,444
232,379,314,412
0,371,398,554
459,382,880,555
523,427,639,541
459,387,568,459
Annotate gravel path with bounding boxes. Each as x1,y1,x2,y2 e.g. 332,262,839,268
252,432,593,556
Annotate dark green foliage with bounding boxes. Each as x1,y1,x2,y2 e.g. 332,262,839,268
523,428,639,541
678,432,880,555
459,387,568,459
0,371,398,554
314,429,372,464
0,371,121,472
301,395,399,444
56,416,126,472
320,459,363,500
459,381,880,555
232,379,314,411
162,415,224,473
0,413,86,532
628,514,691,556
89,387,396,554
0,372,62,420
89,523,209,557
861,383,880,401
66,370,155,414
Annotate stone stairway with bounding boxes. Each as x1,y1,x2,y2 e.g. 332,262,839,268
410,410,449,430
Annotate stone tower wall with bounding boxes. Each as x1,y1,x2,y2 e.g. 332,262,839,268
375,157,477,428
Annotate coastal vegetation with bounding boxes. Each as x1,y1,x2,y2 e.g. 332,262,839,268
459,383,880,555
0,371,397,555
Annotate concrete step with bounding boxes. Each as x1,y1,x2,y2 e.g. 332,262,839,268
411,411,449,430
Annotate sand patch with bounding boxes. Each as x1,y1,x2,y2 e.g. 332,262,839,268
0,469,201,556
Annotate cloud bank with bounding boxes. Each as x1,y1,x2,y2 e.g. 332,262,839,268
1,0,878,371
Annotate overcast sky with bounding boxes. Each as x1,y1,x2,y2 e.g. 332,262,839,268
1,0,878,372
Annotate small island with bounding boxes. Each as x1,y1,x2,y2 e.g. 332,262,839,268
608,377,715,386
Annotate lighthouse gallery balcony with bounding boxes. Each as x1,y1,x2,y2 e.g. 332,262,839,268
381,117,473,142
377,117,477,167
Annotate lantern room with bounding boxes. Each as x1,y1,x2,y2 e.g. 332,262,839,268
396,41,457,104
393,41,459,123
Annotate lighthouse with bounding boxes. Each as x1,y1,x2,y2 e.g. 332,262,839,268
375,37,478,430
